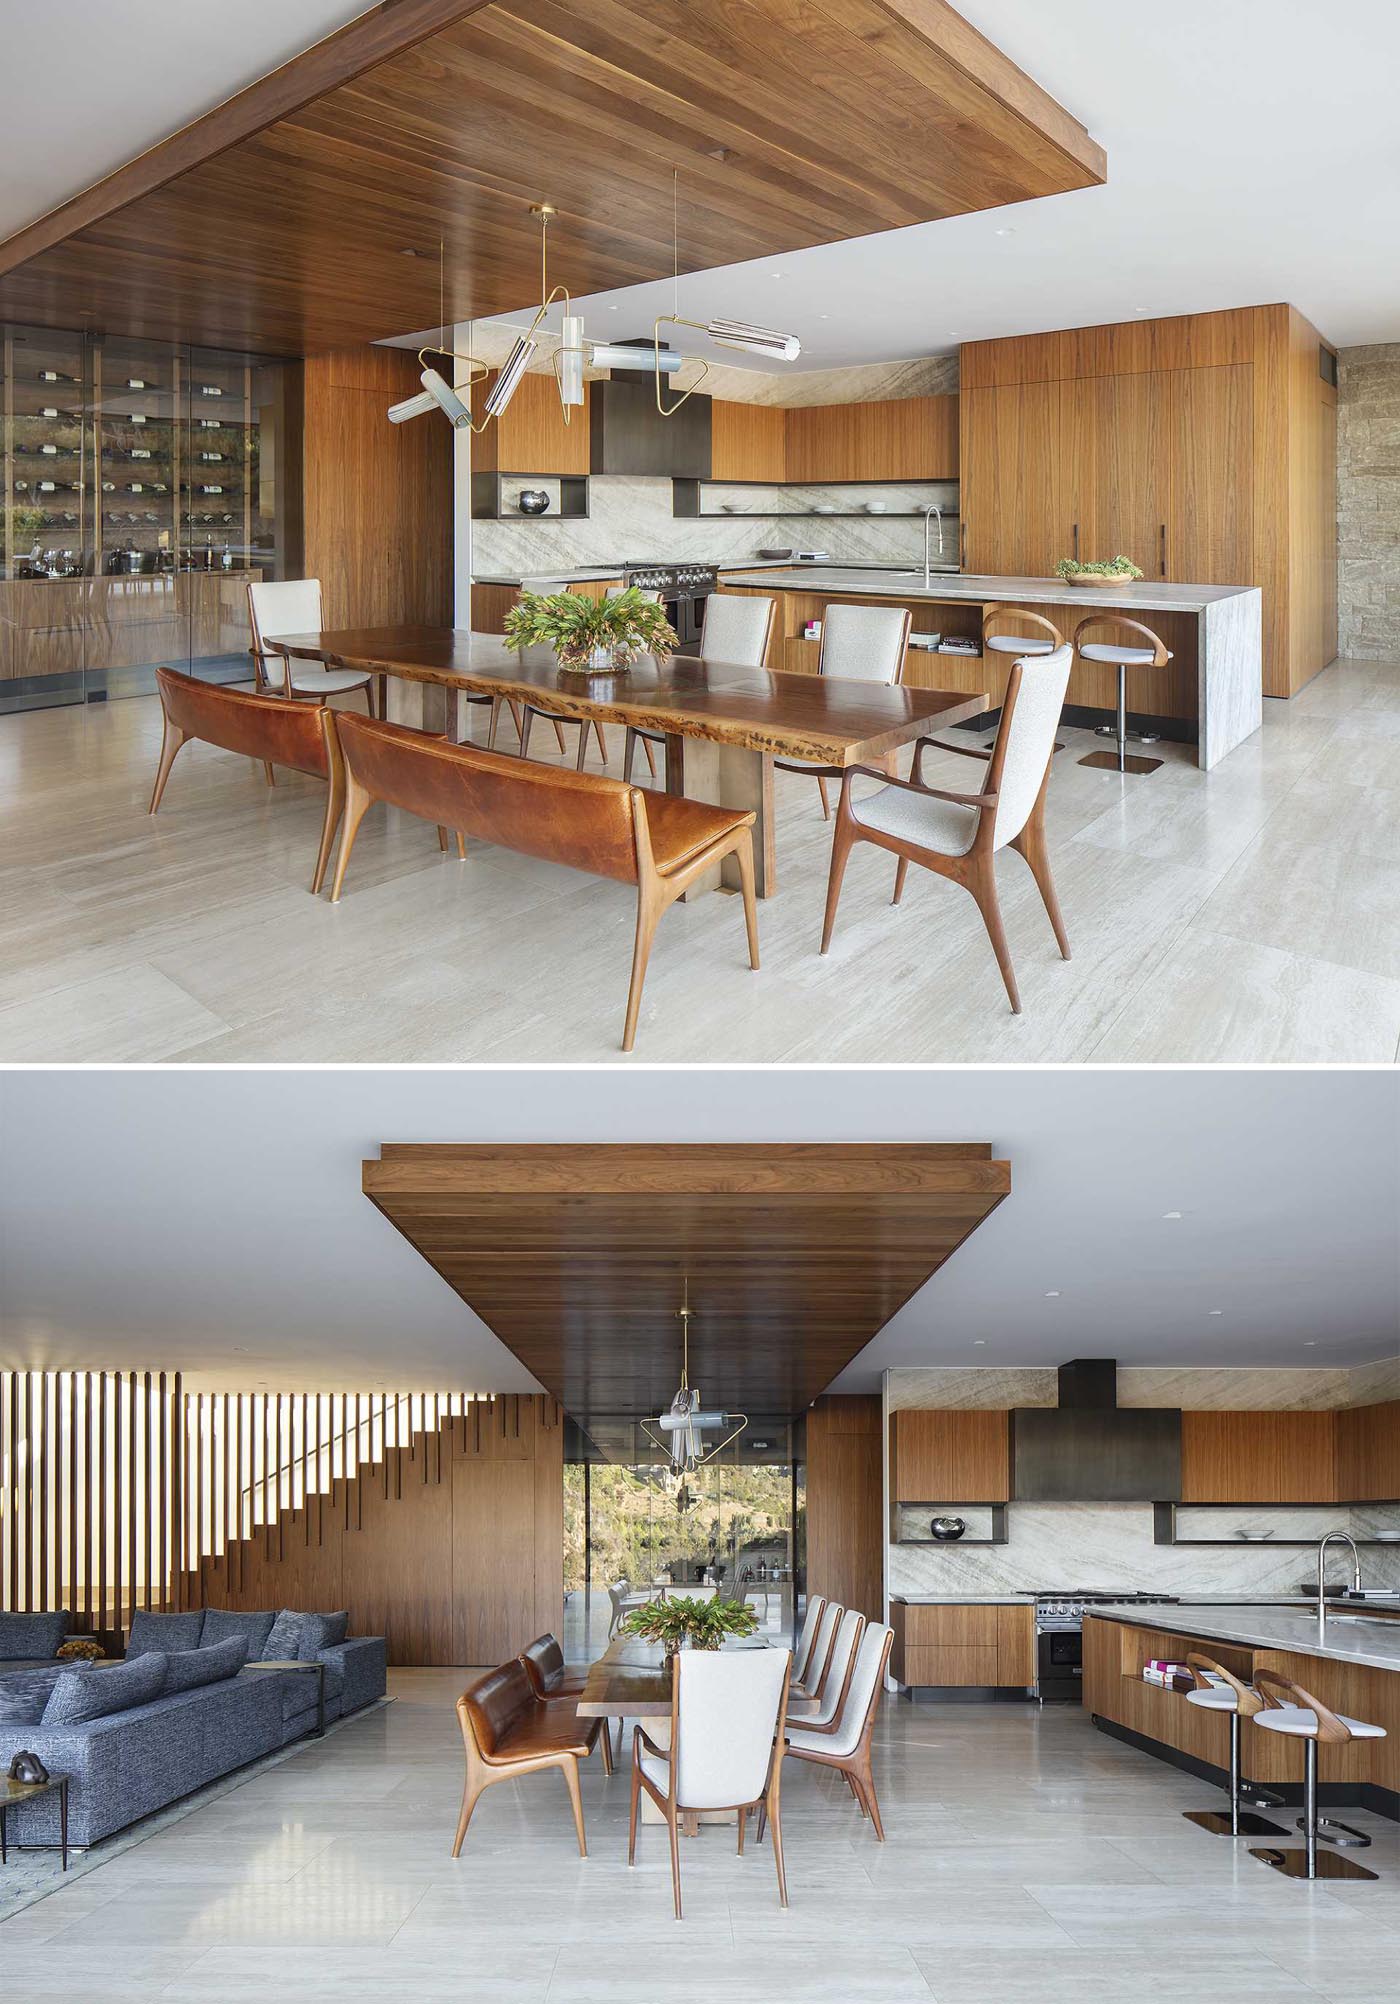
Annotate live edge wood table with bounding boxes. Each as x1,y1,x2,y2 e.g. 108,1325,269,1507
268,627,986,900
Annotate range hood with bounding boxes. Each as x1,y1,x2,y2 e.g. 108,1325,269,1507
1012,1359,1181,1503
590,343,711,479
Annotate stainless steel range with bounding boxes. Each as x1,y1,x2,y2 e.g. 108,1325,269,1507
1034,1592,1180,1702
623,562,718,650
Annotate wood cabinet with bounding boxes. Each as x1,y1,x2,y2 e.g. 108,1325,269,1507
1180,1410,1339,1503
889,1408,1010,1501
473,370,590,476
891,1601,1034,1687
960,304,1335,697
710,399,787,482
469,576,623,634
807,1395,883,1619
1337,1401,1400,1502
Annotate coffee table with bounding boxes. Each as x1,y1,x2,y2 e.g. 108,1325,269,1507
1,1770,69,1870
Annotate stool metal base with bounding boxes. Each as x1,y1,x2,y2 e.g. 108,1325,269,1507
1094,722,1160,745
1184,1808,1287,1839
1079,748,1163,774
1250,1846,1379,1882
1299,1814,1370,1848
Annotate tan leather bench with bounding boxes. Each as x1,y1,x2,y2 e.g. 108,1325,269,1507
454,1658,605,1858
329,711,760,1051
149,666,344,894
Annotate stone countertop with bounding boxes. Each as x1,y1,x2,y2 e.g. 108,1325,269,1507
1087,1602,1400,1673
890,1594,1036,1606
719,566,1258,613
472,567,629,587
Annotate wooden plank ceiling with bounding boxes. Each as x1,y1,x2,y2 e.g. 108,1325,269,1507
363,1143,1010,1431
0,0,1105,355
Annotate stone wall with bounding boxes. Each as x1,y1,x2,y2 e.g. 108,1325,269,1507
1338,342,1400,658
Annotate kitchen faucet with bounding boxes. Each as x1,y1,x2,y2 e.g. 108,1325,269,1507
923,503,944,590
1315,1529,1361,1638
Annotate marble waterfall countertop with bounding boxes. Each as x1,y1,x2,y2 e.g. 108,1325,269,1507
1089,1601,1400,1673
719,566,1258,613
472,566,633,587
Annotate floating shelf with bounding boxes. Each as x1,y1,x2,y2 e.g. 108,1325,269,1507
893,1502,1008,1546
471,471,589,521
1153,1502,1400,1546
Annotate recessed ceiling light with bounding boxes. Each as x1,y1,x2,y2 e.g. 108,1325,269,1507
818,313,830,320
607,304,619,312
972,1339,987,1347
1207,1309,1224,1317
1163,1211,1183,1220
1044,1291,1061,1299
994,226,1016,237
1303,1340,1317,1348
1134,306,1149,314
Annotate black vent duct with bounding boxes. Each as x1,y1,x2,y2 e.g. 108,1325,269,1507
590,342,711,478
1012,1358,1181,1502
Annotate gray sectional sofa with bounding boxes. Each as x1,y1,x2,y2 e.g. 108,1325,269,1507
0,1609,70,1672
0,1607,386,1849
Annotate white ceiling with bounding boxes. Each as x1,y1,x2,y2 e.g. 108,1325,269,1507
0,2,372,241
474,0,1400,368
1,1070,1395,1396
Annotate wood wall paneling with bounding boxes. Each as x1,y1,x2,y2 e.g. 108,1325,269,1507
805,1395,882,1620
302,346,452,631
889,1408,1010,1502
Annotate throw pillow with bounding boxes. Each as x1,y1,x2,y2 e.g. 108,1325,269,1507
262,1610,310,1662
200,1609,276,1660
320,1611,350,1647
163,1635,249,1694
297,1615,335,1661
0,1611,70,1662
41,1650,168,1726
127,1609,204,1656
0,1666,65,1725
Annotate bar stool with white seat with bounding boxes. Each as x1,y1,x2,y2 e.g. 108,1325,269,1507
1073,614,1173,775
623,592,777,786
983,605,1064,659
1181,1654,1287,1839
1249,1667,1387,1880
248,579,378,713
775,602,912,817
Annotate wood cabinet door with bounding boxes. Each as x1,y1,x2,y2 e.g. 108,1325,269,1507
786,403,858,483
848,396,959,480
890,1409,1010,1501
959,382,1049,575
1162,363,1254,585
710,399,786,483
997,1604,1035,1685
1090,371,1171,580
1180,1410,1339,1502
1337,1401,1400,1502
490,371,590,475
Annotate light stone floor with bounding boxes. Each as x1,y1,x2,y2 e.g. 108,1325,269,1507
1,1667,1396,2002
2,655,1400,1062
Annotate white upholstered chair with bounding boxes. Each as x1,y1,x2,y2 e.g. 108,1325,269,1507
820,645,1073,1015
796,1607,865,1729
790,1596,827,1688
607,1580,631,1639
623,592,776,785
791,1598,841,1700
782,1620,893,1839
665,1585,718,1603
629,1647,792,1917
774,601,912,817
247,579,377,712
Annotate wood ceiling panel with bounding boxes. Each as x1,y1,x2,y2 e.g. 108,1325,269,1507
0,0,1104,355
363,1143,1010,1427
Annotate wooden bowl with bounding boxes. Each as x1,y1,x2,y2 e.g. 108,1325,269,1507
1065,570,1137,587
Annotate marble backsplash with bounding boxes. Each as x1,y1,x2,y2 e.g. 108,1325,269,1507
472,473,959,576
889,1500,1400,1598
888,1361,1400,1412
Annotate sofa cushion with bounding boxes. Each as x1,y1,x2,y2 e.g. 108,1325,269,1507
263,1609,314,1661
128,1610,205,1656
200,1609,276,1659
42,1651,168,1725
0,1611,69,1662
164,1635,249,1694
298,1614,339,1660
0,1665,66,1725
317,1611,350,1649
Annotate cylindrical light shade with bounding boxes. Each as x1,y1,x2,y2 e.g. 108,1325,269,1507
484,337,538,416
706,318,801,362
558,315,585,405
420,368,471,426
589,342,684,375
387,389,438,424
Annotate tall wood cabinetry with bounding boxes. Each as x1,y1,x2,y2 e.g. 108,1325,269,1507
806,1395,883,1620
959,305,1336,697
710,394,959,484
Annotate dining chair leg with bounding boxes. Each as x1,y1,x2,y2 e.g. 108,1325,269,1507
561,1755,587,1859
363,680,378,720
622,880,665,1053
312,759,345,895
436,825,450,851
858,1758,886,1841
487,697,503,752
817,775,831,820
736,1806,747,1855
598,1725,613,1777
263,761,277,787
819,816,858,954
147,717,187,814
667,1803,684,1920
623,728,638,784
1011,803,1071,960
892,857,909,905
642,734,657,778
968,861,1022,1014
734,834,761,971
574,723,589,772
519,708,537,761
451,1775,483,1857
593,720,609,765
768,1789,789,1907
328,772,374,903
628,1743,642,1864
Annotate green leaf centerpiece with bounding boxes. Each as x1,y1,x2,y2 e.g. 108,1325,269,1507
503,586,679,675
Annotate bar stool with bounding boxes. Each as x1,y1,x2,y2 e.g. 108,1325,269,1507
1181,1654,1287,1839
1073,615,1173,775
1249,1667,1386,1881
983,605,1064,658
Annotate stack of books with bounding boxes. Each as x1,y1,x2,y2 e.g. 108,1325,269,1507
1142,1658,1195,1692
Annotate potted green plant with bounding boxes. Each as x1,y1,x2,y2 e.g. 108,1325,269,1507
1054,554,1144,587
502,586,678,677
620,1593,760,1663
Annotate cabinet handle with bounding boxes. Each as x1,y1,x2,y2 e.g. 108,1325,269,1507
960,522,967,569
1072,522,1079,561
1159,523,1166,579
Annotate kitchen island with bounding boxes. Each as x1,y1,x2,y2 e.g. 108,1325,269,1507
719,567,1263,770
1085,1603,1399,1817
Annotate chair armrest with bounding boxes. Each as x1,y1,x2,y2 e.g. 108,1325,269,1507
912,735,992,785
633,1722,671,1763
844,765,995,811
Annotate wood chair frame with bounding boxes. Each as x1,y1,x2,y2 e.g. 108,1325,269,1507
790,1611,865,1725
628,1654,792,1919
983,604,1065,651
623,597,777,787
774,1624,893,1841
789,1595,828,1693
453,1681,595,1860
775,605,911,819
819,658,1070,1014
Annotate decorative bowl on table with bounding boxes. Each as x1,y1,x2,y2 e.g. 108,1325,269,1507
1055,555,1144,587
930,1515,967,1541
516,489,550,515
502,587,677,679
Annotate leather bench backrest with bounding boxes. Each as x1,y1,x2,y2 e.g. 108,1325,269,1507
156,666,329,780
520,1634,567,1697
335,712,641,885
462,1659,537,1757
